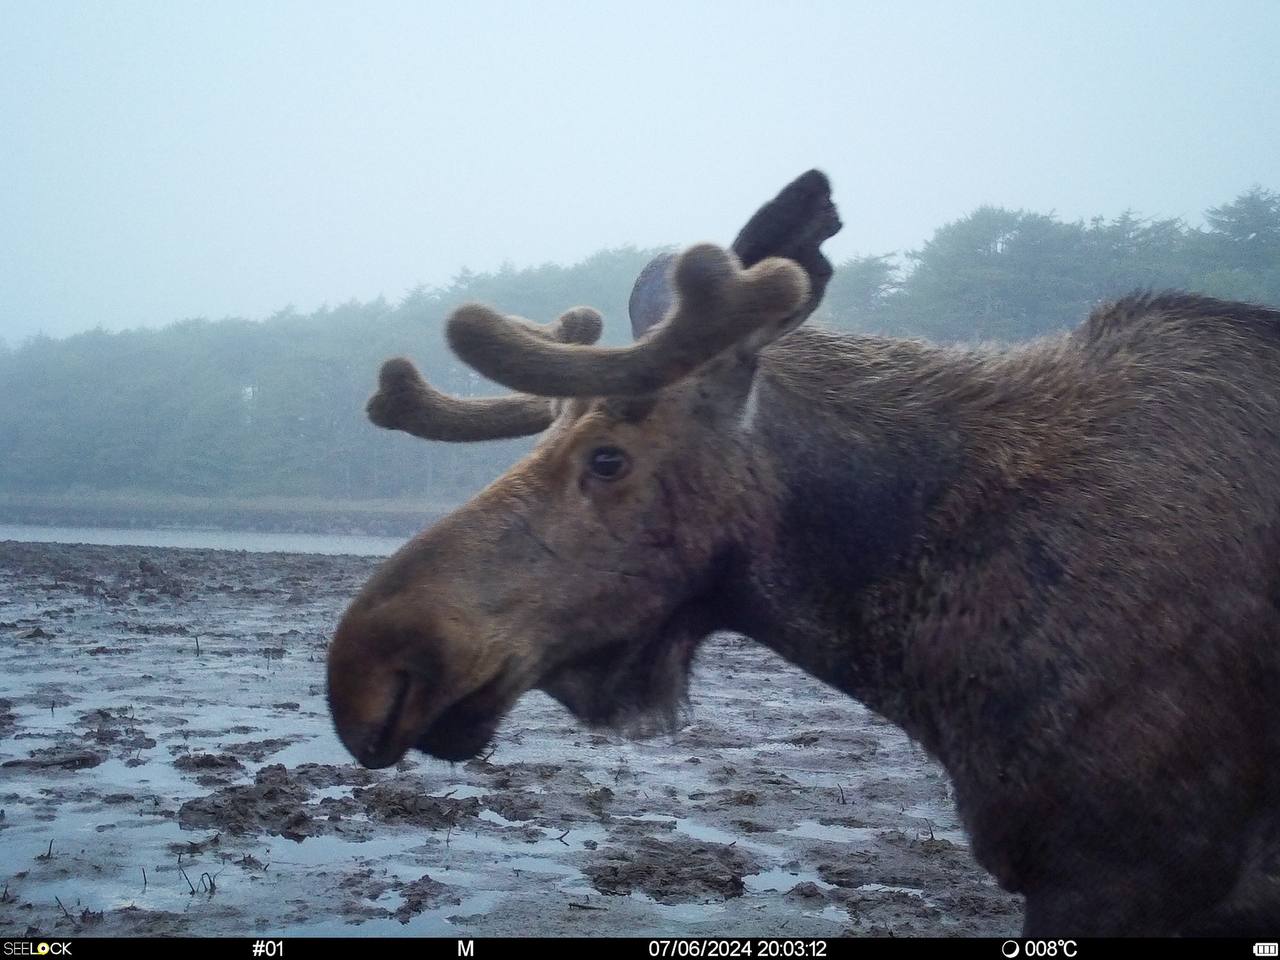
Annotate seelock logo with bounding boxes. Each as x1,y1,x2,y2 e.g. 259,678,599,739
4,944,73,956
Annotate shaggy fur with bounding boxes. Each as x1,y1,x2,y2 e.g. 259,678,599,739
731,301,1280,934
329,171,1280,936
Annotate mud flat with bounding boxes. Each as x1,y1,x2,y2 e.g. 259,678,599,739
0,540,1019,937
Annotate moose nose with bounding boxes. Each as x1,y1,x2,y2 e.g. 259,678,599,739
326,614,418,768
329,667,413,769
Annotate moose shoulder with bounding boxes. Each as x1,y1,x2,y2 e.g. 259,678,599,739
327,171,1280,936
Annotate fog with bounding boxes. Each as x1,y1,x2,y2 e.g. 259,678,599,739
3,0,1277,342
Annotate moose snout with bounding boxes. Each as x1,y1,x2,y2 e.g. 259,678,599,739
327,667,413,768
327,617,416,768
327,589,514,768
326,600,452,768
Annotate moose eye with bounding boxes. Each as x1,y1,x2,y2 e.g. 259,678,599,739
586,446,630,481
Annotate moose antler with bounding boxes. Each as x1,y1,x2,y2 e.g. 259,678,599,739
447,244,809,398
366,307,602,441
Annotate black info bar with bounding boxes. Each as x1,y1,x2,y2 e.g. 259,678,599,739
1,938,1267,959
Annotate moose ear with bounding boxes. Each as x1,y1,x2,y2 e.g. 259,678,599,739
731,169,841,337
627,170,841,348
697,171,843,419
628,252,677,340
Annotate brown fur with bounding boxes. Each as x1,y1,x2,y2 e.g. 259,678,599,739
328,177,1280,935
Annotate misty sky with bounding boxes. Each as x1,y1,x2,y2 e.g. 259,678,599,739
2,1,1278,342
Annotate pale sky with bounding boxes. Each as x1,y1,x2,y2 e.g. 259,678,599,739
2,0,1278,341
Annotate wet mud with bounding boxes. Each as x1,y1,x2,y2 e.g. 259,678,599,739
0,540,1020,936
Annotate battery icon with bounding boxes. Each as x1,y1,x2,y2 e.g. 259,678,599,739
1254,945,1278,956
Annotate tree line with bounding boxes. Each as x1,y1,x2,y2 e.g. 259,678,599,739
2,187,1277,508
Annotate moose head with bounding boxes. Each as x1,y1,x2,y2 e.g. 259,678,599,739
328,172,841,768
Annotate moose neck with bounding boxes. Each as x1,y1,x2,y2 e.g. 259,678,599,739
721,328,1052,743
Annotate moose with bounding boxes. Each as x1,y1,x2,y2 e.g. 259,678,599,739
327,171,1280,935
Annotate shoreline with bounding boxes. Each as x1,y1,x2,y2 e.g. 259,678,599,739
0,491,457,539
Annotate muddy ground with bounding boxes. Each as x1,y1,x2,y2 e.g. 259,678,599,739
0,540,1021,937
